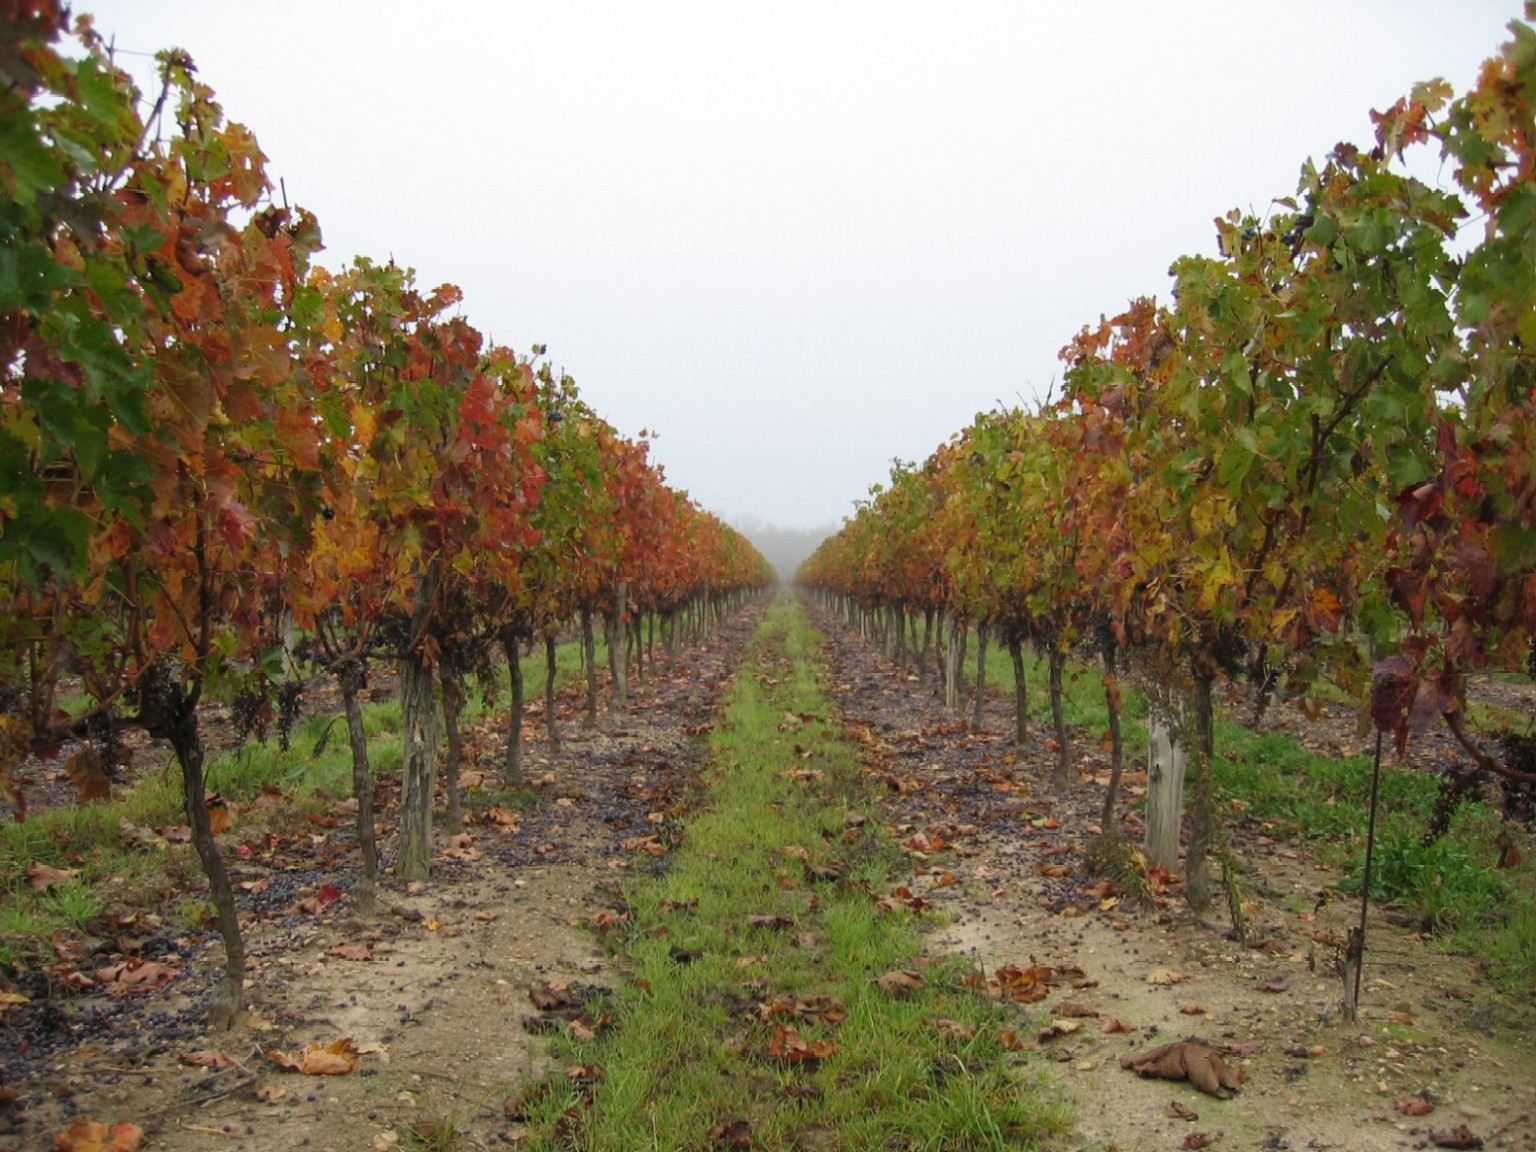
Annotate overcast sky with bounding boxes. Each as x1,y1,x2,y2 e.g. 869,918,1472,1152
96,2,1520,532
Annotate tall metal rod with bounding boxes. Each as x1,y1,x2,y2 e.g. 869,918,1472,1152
1354,729,1386,1016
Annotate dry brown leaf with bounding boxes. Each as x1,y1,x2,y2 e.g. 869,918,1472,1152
1146,968,1188,986
767,1024,838,1064
267,1037,359,1076
1121,1040,1242,1098
178,1049,234,1070
1394,1095,1435,1117
1103,1018,1138,1034
1038,1019,1085,1041
1055,1001,1099,1018
93,959,180,996
1179,1003,1207,1015
1181,1133,1218,1150
707,1117,756,1149
874,970,923,998
327,943,371,962
934,1018,978,1041
1167,1100,1199,1121
26,861,79,890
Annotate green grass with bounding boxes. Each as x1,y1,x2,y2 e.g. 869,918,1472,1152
520,594,1069,1150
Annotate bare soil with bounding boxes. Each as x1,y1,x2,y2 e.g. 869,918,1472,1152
3,597,1534,1152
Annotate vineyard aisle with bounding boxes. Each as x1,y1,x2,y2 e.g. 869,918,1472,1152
4,602,766,1151
8,592,1536,1152
803,593,1536,1152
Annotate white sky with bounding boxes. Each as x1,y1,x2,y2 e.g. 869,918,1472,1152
95,2,1520,531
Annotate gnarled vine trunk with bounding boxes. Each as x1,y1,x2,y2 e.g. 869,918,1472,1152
338,660,378,916
1144,707,1187,871
1007,634,1028,747
502,629,526,786
544,633,561,750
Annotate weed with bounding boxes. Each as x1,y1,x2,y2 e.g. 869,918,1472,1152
40,880,101,931
1342,829,1506,932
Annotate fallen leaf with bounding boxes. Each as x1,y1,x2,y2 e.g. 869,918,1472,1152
267,1038,360,1076
1038,1019,1085,1042
767,1024,838,1064
1121,1040,1242,1098
327,943,372,962
26,861,79,889
1146,968,1188,986
1181,1133,1218,1150
995,963,1053,1003
93,959,180,996
934,1018,978,1041
253,1083,286,1102
1055,1001,1099,1018
745,915,794,931
707,1117,755,1149
1167,1101,1199,1121
1179,1003,1207,1015
528,983,577,1007
1103,1018,1137,1034
875,970,923,998
1258,978,1289,994
51,1119,145,1152
179,1049,234,1069
1394,1095,1435,1117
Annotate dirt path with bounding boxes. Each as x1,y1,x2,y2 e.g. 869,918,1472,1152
0,605,764,1152
5,595,1535,1152
805,598,1536,1152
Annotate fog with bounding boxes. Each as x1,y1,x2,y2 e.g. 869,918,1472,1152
730,517,841,584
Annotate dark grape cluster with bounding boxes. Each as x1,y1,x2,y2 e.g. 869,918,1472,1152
1495,730,1536,826
229,687,269,745
275,679,305,751
1424,764,1486,844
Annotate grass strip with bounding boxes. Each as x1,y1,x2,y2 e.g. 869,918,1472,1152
522,594,1069,1151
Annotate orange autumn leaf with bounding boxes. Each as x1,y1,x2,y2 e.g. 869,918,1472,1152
267,1037,360,1076
52,1119,145,1152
